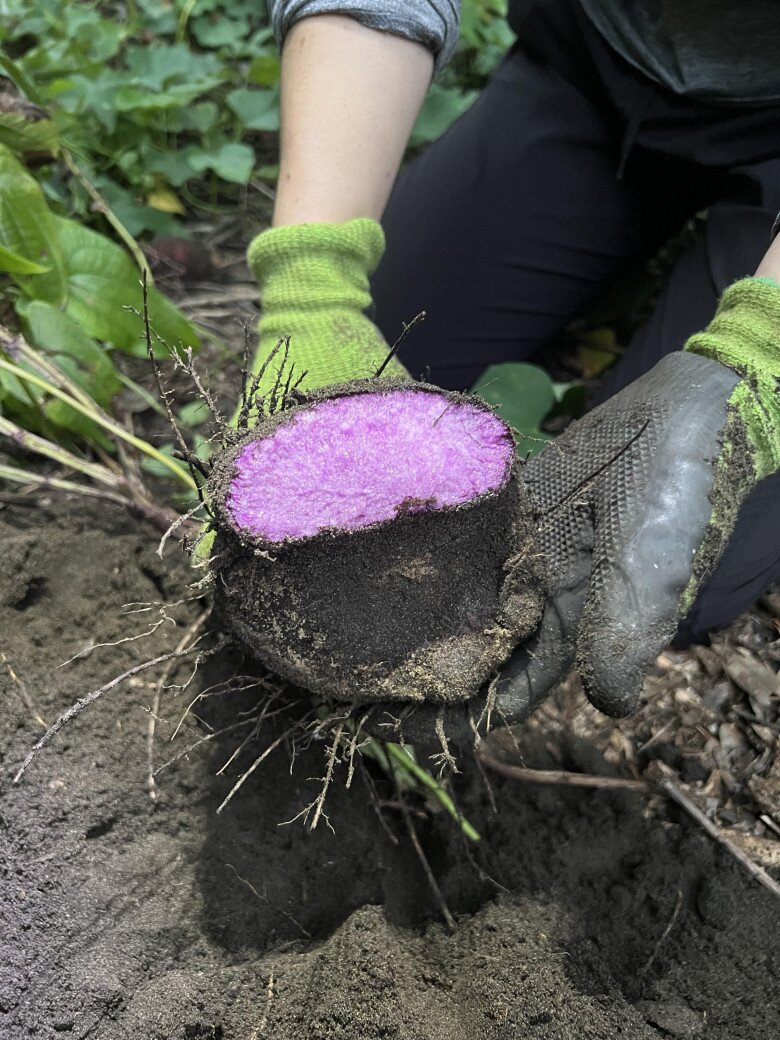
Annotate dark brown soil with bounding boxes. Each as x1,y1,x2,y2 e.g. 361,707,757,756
1,500,778,1039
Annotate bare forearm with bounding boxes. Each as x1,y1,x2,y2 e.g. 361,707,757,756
755,228,780,282
272,15,433,227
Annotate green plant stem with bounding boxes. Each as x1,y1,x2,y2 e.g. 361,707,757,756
0,50,44,106
176,0,199,42
383,741,481,843
6,332,102,411
0,356,197,490
0,415,121,487
0,463,129,505
61,151,152,281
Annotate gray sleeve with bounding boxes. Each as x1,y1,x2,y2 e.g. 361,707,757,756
266,1,461,74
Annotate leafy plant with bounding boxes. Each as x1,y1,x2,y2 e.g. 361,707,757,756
0,139,203,514
472,362,585,456
0,0,278,236
0,1,510,234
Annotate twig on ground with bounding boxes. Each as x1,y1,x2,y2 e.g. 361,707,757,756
639,888,683,976
147,608,212,798
14,642,218,783
396,783,456,934
253,970,276,1038
659,777,780,900
479,751,780,899
309,722,345,832
2,652,46,729
225,863,311,939
477,751,647,792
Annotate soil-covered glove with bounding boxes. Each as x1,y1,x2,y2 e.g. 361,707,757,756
246,218,408,399
390,278,780,744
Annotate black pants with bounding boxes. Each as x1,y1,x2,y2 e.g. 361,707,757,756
372,0,780,641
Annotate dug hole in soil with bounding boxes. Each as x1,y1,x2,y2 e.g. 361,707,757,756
1,499,778,1039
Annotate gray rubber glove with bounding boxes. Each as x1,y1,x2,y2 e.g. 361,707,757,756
378,351,742,744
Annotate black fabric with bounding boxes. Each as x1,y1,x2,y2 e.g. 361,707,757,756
371,0,780,641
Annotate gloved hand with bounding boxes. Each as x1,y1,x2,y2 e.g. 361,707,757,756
380,277,780,744
245,218,408,402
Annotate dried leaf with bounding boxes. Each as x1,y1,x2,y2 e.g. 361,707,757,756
146,187,185,215
721,651,777,705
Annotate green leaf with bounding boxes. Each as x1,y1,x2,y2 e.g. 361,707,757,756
471,362,555,455
191,15,250,50
0,111,60,158
186,141,255,184
0,50,44,106
163,101,219,134
177,399,210,428
0,144,65,302
226,87,279,132
48,216,199,355
0,242,48,276
411,83,477,145
44,398,113,451
550,380,587,419
123,42,223,93
20,299,122,408
247,53,280,87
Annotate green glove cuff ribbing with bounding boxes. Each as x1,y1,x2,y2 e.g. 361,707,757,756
245,219,407,395
248,218,385,305
685,277,780,480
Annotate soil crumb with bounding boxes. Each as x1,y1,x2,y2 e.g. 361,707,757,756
1,502,778,1039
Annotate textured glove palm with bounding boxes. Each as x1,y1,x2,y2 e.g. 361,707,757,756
389,278,780,744
246,218,407,401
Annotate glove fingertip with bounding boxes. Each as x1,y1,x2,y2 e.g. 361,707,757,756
576,633,647,718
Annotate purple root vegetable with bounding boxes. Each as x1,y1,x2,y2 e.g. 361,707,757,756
208,379,544,706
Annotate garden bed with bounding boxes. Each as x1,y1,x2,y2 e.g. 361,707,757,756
1,498,778,1039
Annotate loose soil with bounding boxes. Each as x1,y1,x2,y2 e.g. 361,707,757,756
1,500,778,1039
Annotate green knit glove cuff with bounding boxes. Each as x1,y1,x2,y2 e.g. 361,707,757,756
685,277,780,481
245,218,407,394
248,218,385,304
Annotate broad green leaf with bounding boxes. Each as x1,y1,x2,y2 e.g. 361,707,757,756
411,83,477,145
248,53,280,87
177,399,210,428
20,299,122,407
44,398,113,451
549,380,587,423
123,42,223,93
471,362,555,456
0,242,48,275
0,111,60,158
145,147,198,188
162,101,219,134
0,144,65,302
226,87,279,132
186,141,255,184
96,176,181,238
51,217,199,354
192,15,250,50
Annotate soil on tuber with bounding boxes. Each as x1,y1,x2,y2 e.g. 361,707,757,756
207,378,544,706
